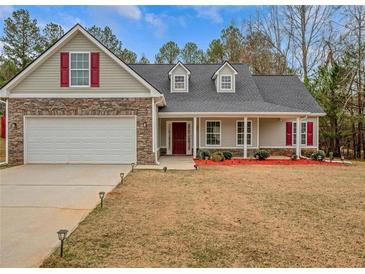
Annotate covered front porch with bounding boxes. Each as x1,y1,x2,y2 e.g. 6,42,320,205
157,114,319,159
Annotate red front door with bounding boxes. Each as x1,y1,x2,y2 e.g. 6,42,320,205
172,122,186,155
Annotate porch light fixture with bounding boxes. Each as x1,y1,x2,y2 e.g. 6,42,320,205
99,191,105,208
120,172,124,183
57,229,68,257
10,122,17,129
163,166,167,172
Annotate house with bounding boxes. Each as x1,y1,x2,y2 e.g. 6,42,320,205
0,24,325,165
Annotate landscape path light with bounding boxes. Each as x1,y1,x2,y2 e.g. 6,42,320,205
120,172,124,184
99,191,105,208
57,229,68,257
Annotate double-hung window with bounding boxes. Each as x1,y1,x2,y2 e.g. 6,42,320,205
70,52,90,87
220,75,232,90
293,122,306,145
206,121,221,146
174,75,186,90
237,120,252,146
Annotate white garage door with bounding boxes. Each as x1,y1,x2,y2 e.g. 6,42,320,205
25,117,136,164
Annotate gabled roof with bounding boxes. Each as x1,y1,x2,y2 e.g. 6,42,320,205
211,61,238,79
130,63,325,115
168,61,191,77
0,24,162,98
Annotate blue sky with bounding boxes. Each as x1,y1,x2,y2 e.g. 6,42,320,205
0,5,268,61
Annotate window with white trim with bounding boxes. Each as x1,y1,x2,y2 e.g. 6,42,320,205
293,122,306,145
70,52,90,87
220,75,232,90
206,121,221,146
237,120,252,146
174,75,186,90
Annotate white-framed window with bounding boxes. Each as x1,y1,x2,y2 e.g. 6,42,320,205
236,120,252,146
174,75,186,90
293,122,307,145
220,75,232,90
206,120,221,146
70,52,90,87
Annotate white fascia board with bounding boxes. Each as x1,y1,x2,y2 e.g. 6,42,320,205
158,112,325,118
168,62,191,77
8,93,166,99
212,62,238,79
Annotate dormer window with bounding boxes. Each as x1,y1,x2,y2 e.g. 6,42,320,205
220,75,232,90
174,75,186,90
212,61,238,93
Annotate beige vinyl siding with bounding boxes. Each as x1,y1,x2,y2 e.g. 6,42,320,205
259,117,318,147
199,118,257,148
159,118,193,147
159,117,318,149
10,32,149,95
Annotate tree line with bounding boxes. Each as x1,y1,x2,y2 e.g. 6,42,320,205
0,7,364,159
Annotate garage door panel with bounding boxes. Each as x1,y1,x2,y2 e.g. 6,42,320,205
25,117,136,164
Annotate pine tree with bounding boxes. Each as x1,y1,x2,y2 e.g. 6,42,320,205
1,9,42,68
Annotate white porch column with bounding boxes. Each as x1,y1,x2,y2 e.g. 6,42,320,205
244,116,248,159
256,117,260,149
193,117,197,158
296,117,301,157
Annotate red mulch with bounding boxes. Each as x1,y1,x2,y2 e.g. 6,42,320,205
194,158,344,166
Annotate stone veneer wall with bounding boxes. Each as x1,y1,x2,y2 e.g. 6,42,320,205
7,98,154,165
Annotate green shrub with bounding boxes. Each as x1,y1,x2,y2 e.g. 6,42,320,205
211,151,224,162
198,149,210,160
254,150,270,160
222,151,233,160
311,150,325,161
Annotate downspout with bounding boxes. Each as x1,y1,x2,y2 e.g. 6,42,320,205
0,99,8,165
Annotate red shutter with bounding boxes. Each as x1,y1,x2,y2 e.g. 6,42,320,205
90,52,100,87
1,115,5,139
60,52,69,87
286,122,292,146
307,121,313,146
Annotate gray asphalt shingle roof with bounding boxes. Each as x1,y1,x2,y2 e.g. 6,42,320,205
129,63,325,114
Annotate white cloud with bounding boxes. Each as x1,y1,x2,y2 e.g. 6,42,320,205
144,13,166,37
193,6,224,24
0,5,13,20
115,5,142,20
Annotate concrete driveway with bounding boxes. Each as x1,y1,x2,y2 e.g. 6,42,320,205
0,164,130,267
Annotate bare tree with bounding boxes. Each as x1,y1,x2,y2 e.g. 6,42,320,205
248,6,293,74
283,6,333,82
342,6,365,159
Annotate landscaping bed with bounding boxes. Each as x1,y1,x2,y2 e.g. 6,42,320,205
194,158,344,166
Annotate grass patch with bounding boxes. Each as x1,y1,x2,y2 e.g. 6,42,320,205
42,163,365,267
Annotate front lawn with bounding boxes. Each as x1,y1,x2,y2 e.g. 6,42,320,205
42,163,365,267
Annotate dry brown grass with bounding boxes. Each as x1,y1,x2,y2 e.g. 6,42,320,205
42,162,365,267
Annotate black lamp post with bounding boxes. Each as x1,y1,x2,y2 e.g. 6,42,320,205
99,191,105,208
120,172,124,184
131,163,135,172
57,229,68,257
